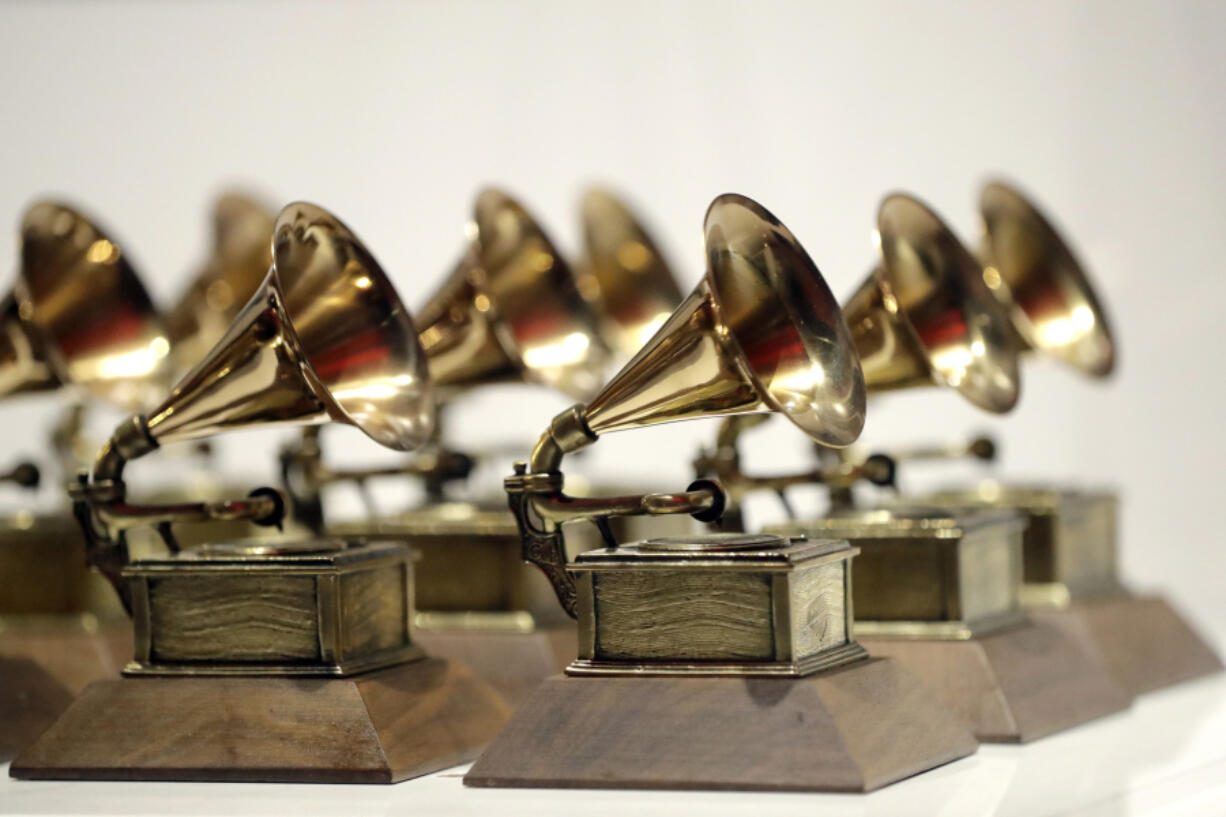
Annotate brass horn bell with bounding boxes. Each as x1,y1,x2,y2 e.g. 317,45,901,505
576,187,684,360
507,192,867,614
843,192,1022,413
416,188,610,399
13,201,171,411
76,201,435,602
165,192,276,374
978,180,1115,377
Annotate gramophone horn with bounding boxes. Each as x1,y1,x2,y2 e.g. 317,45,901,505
415,188,610,399
979,180,1116,377
842,193,1021,413
16,201,171,411
577,188,684,359
135,201,434,451
165,192,276,372
576,193,866,448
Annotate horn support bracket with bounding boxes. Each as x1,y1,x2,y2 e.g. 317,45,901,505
507,405,726,618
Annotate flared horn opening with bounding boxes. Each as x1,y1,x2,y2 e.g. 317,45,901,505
703,194,866,448
579,187,684,359
875,193,1021,414
17,201,171,411
469,187,609,399
979,180,1116,377
272,202,433,451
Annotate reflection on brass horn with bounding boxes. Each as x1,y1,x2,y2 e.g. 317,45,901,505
466,195,980,794
505,192,866,617
15,201,171,412
70,200,435,609
978,180,1115,377
576,188,683,359
700,193,1021,515
417,187,610,399
165,192,276,373
843,192,1021,412
15,202,513,784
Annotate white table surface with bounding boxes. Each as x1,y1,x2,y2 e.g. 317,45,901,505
1,673,1223,817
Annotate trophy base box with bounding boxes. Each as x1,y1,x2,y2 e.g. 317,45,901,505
1034,593,1222,696
859,618,1131,743
465,657,976,792
467,536,977,792
10,657,511,783
10,540,512,782
767,508,1132,742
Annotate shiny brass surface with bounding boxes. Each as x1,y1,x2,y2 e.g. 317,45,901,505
576,188,683,359
123,539,420,676
0,293,61,399
73,200,436,617
909,483,1122,608
417,188,609,399
978,181,1115,377
507,193,867,640
844,193,1020,412
16,201,171,411
767,507,1028,640
166,192,276,373
569,534,866,676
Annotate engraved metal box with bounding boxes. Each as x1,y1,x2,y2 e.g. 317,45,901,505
768,509,1027,639
569,534,866,676
916,485,1121,608
123,540,422,676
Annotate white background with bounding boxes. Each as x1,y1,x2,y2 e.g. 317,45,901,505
0,0,1223,656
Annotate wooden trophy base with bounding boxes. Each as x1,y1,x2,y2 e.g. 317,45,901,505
464,657,977,792
0,621,131,761
859,618,1132,743
415,626,577,708
1033,593,1223,696
10,657,511,783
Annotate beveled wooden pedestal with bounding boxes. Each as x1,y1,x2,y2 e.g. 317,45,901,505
860,618,1131,743
1034,593,1222,696
414,625,577,707
464,657,976,792
0,621,130,761
11,657,510,783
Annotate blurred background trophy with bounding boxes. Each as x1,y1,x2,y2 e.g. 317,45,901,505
464,193,977,793
881,181,1222,695
11,202,508,783
280,188,687,704
706,192,1131,742
0,201,171,760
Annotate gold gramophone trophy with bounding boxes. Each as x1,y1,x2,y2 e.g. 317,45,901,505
0,201,172,761
889,181,1221,695
750,193,1131,742
464,194,976,793
284,188,618,705
11,202,508,783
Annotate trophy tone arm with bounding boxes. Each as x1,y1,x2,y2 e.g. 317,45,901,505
506,405,726,618
695,416,896,510
71,414,286,613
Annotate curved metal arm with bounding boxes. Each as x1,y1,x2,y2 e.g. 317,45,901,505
72,414,287,614
507,405,726,617
695,416,894,513
885,434,997,466
279,426,474,533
